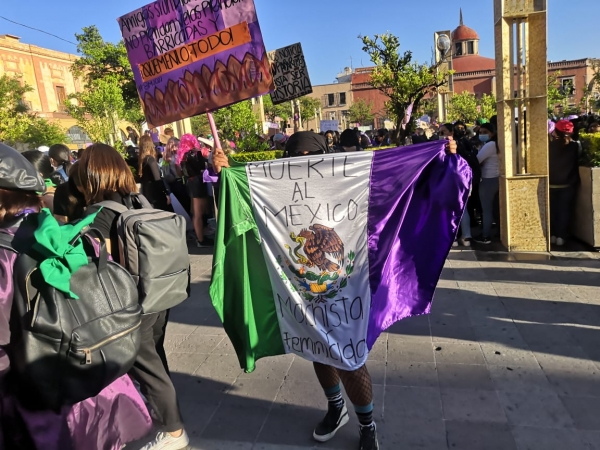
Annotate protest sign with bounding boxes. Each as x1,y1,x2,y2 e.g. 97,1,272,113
118,0,274,127
267,43,312,105
320,120,339,132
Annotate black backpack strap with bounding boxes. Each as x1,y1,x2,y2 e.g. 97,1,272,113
0,231,15,253
94,200,130,214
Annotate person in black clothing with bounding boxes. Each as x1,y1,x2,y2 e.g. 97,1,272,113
549,120,581,246
180,137,211,247
75,144,189,450
139,135,172,212
337,129,362,152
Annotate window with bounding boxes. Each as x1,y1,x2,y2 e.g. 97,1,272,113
455,43,463,56
560,77,575,96
467,41,475,55
339,92,347,105
328,93,335,107
55,86,67,112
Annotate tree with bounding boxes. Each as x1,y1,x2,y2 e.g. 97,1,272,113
190,115,211,137
262,95,292,123
71,26,144,128
479,94,497,121
361,33,451,144
415,97,437,119
348,99,374,126
447,91,479,123
65,76,125,144
212,100,258,142
547,71,580,117
0,74,66,147
298,96,322,129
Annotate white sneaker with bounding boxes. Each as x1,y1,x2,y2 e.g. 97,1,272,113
556,237,565,246
140,430,189,450
452,241,459,248
551,236,557,244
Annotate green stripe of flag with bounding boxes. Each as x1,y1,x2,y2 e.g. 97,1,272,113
210,164,285,373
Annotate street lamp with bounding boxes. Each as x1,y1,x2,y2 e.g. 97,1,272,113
436,34,451,58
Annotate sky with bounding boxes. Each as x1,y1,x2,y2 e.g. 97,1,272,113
0,0,597,86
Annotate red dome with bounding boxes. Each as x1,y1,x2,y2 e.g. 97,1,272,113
452,25,479,41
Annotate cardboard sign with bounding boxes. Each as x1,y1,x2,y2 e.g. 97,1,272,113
320,120,339,132
268,43,312,105
118,0,274,127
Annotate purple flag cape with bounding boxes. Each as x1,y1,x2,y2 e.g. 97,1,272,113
210,142,472,372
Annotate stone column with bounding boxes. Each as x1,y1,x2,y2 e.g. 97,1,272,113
494,0,550,252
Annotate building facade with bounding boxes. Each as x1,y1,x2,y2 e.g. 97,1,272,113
0,34,88,146
304,80,353,131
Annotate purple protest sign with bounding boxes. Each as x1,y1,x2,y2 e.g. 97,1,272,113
118,0,274,127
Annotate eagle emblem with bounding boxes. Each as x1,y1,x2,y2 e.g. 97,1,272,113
277,224,355,303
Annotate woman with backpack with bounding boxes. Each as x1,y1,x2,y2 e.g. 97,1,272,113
0,143,152,449
76,144,190,450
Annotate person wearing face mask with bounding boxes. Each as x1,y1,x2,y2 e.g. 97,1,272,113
324,130,336,153
549,120,580,246
48,143,72,183
474,123,500,245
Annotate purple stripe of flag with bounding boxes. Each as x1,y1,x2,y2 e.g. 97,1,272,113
366,142,472,348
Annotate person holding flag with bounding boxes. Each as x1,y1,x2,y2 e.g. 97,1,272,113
210,134,463,450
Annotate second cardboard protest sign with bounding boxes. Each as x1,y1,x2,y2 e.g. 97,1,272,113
268,43,312,105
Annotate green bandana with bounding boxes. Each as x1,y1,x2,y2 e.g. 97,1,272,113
32,208,100,299
44,178,56,188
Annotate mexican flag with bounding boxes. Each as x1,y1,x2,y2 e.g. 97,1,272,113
210,142,471,372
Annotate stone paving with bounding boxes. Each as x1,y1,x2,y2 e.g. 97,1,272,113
137,248,600,450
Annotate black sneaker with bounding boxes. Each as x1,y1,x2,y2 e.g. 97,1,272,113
313,403,349,442
359,424,379,450
474,236,492,245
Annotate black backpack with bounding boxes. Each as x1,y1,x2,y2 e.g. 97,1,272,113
0,222,142,411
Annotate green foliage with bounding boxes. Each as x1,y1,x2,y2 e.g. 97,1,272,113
447,92,497,124
298,96,321,128
361,32,451,144
190,114,211,136
348,98,374,126
212,100,258,141
580,132,600,167
65,76,125,144
416,97,437,118
447,91,479,123
235,134,271,153
263,95,292,122
72,26,143,127
0,74,66,147
230,151,283,162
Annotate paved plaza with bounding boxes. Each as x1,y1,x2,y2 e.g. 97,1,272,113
149,248,600,450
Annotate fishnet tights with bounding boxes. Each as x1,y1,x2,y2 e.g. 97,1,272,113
313,362,373,406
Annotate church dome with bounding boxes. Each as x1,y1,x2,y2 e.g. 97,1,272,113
452,25,480,42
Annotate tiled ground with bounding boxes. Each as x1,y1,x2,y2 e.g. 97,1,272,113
129,248,600,450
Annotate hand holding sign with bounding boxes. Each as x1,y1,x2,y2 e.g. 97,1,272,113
212,148,230,174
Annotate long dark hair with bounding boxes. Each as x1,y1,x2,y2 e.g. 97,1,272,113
22,150,63,186
479,123,499,154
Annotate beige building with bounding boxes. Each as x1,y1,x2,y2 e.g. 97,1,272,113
0,34,90,148
304,81,353,131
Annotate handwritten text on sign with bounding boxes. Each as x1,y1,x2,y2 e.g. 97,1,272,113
246,153,372,369
118,0,273,127
268,43,313,105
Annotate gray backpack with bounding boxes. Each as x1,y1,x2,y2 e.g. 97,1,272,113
95,195,190,314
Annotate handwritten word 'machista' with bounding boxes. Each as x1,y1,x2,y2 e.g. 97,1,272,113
138,22,251,82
